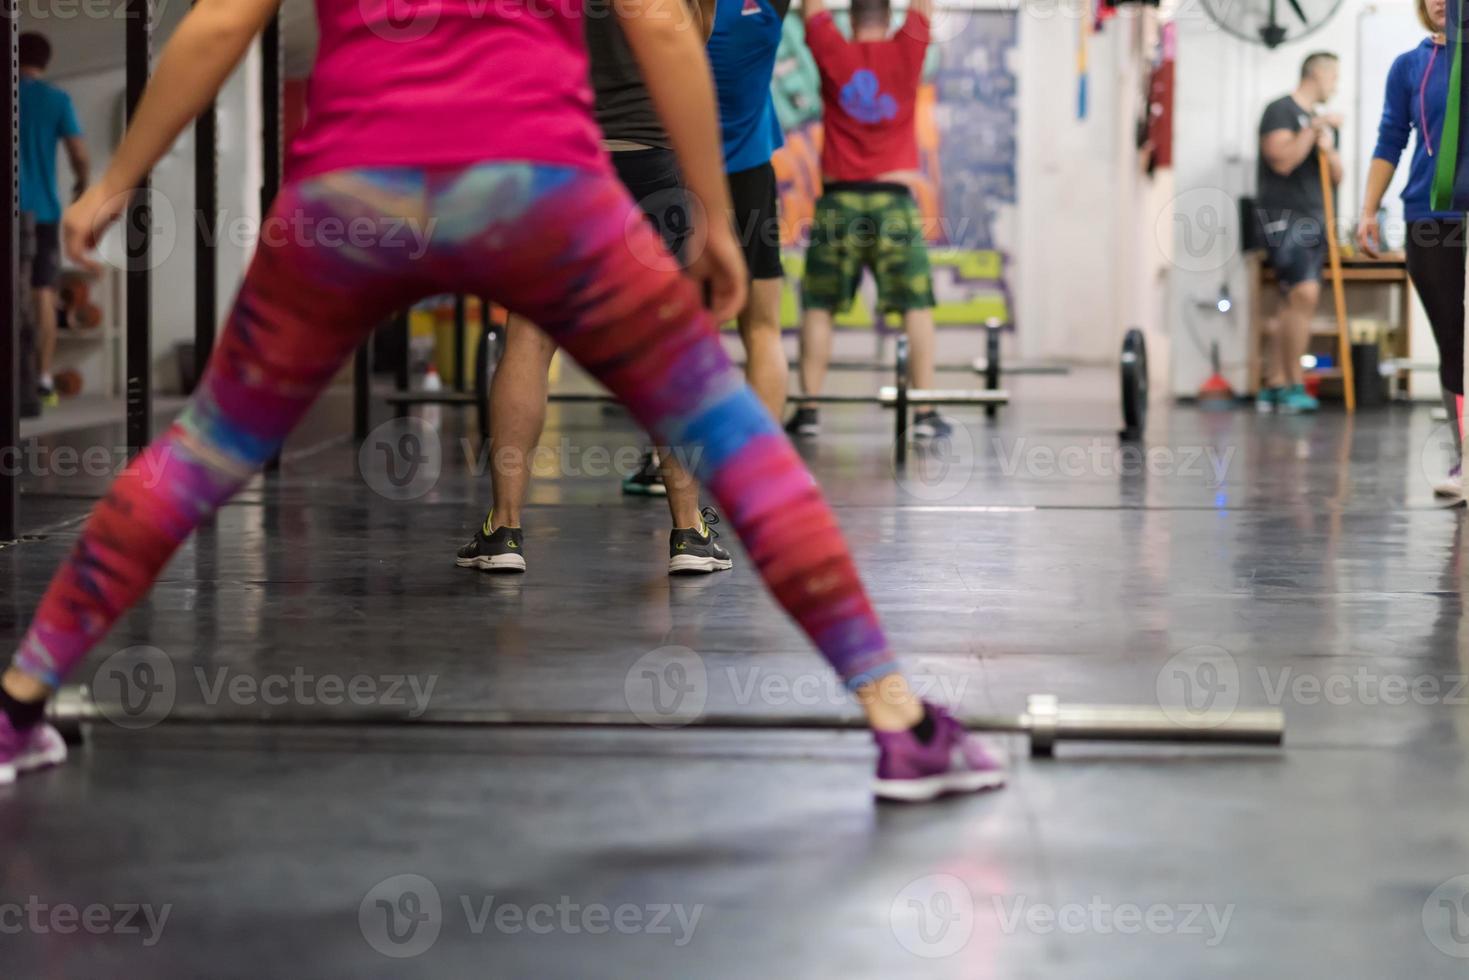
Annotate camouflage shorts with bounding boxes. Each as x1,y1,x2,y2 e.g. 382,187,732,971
801,189,935,315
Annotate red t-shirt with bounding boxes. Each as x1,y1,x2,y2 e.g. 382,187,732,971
805,10,929,183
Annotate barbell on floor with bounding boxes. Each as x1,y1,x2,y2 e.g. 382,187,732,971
798,335,1009,463
46,688,1282,758
386,333,1011,465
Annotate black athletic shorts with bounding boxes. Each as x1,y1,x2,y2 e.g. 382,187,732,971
726,161,784,280
32,222,61,289
612,147,691,267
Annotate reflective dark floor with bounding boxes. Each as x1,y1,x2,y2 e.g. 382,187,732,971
2,366,1467,978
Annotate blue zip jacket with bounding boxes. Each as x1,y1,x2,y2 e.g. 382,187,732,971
1373,37,1460,221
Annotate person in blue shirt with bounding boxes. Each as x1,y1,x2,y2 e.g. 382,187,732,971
18,32,90,408
706,0,790,422
1358,0,1462,500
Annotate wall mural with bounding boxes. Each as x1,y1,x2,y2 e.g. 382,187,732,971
767,10,1018,330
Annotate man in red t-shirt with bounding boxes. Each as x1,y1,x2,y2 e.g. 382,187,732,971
787,0,943,439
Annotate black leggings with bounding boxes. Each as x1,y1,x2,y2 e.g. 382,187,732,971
1405,218,1466,396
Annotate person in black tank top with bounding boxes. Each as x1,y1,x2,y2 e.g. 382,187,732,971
459,0,733,577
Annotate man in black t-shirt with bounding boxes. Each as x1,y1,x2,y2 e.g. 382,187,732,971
456,0,737,578
1255,51,1343,414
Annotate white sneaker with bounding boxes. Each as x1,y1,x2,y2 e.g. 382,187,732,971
1433,465,1463,502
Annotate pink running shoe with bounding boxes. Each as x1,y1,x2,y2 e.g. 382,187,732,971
0,715,68,785
872,704,1007,802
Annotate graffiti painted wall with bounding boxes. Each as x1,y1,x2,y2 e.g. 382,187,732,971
768,11,1018,329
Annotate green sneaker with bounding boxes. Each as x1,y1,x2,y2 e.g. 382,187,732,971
621,450,667,497
1255,387,1283,413
1279,384,1320,414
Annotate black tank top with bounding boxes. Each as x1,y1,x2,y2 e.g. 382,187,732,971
584,0,671,149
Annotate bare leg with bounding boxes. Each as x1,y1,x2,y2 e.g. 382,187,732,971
740,277,788,418
1263,314,1285,390
798,307,834,408
486,316,557,529
2,669,48,702
903,307,936,414
1282,281,1321,387
660,278,785,529
35,286,58,386
659,452,702,528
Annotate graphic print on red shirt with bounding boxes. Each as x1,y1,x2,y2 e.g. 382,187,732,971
804,10,930,182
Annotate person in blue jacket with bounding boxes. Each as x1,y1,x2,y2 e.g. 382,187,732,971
1358,0,1462,500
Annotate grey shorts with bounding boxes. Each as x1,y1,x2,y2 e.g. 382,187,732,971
1262,214,1327,290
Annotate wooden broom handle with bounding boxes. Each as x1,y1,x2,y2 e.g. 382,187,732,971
1318,146,1356,413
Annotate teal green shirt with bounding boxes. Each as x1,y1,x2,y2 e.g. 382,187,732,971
19,76,82,224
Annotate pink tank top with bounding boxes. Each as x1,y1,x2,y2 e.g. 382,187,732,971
289,0,607,180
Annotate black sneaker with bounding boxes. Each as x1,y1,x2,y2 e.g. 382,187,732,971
37,382,58,409
622,450,667,497
669,507,733,575
455,525,527,573
910,411,952,439
785,406,820,438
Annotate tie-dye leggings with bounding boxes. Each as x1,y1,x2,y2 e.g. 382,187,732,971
11,163,898,694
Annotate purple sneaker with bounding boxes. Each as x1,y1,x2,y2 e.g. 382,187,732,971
872,704,1006,802
0,715,68,786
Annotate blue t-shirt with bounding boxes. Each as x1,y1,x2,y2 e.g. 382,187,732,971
707,0,785,174
1372,37,1457,222
19,76,82,224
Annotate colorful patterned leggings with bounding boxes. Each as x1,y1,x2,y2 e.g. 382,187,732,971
12,163,898,693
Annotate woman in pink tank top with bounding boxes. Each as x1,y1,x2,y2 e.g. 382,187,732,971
0,0,1005,803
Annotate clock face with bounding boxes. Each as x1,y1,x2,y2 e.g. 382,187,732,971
1201,0,1348,48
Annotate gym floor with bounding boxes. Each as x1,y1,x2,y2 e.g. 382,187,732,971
2,366,1467,977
